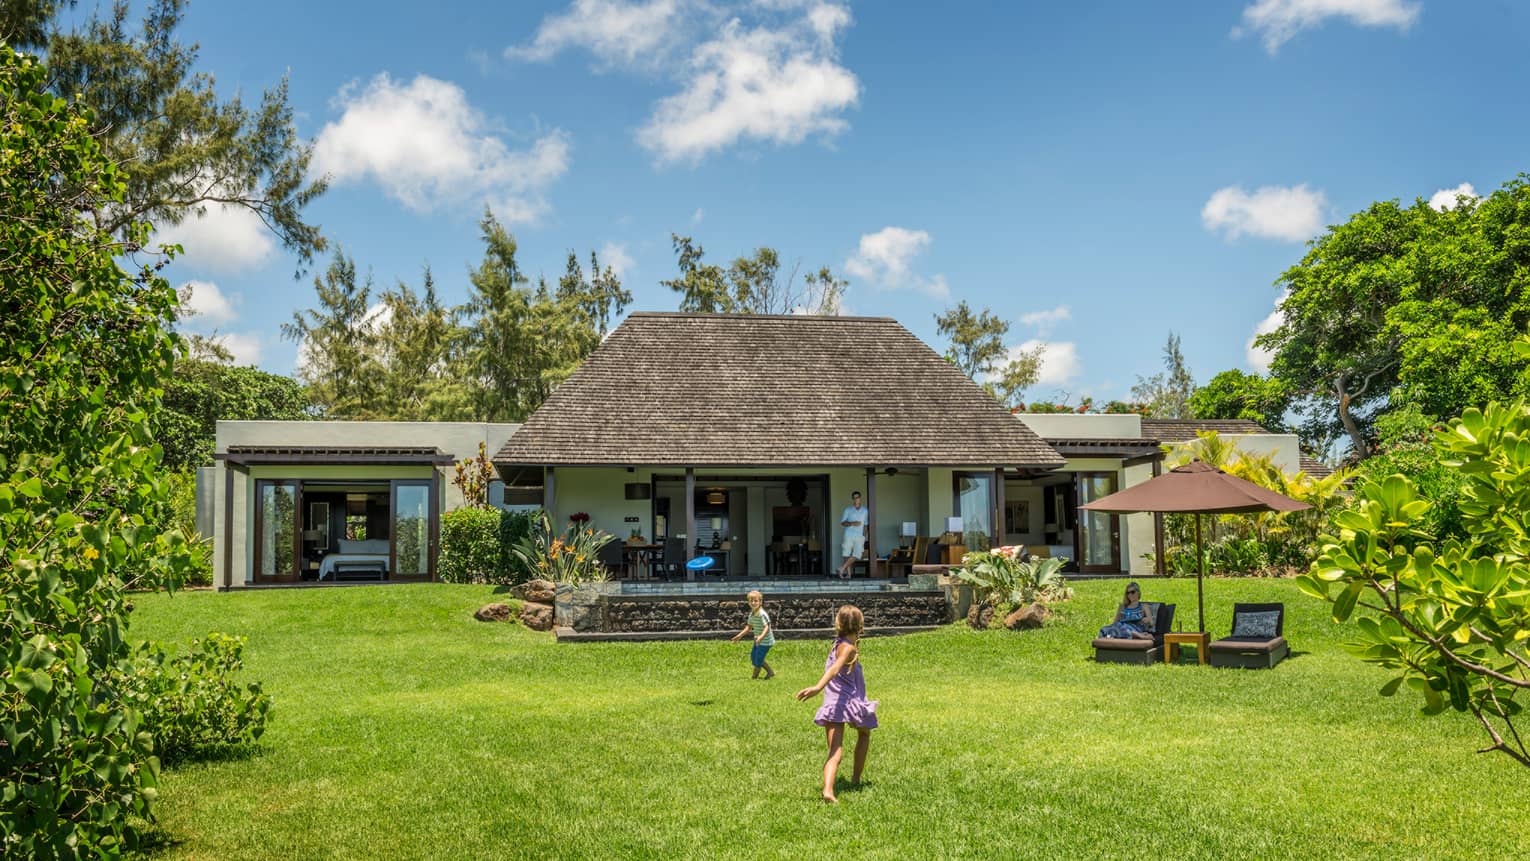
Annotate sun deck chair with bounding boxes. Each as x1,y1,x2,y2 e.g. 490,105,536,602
1208,602,1288,669
1092,602,1176,665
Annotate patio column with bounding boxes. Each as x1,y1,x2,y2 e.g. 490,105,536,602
221,462,235,590
543,467,556,520
1152,458,1165,576
685,468,696,564
994,467,1006,549
865,467,877,573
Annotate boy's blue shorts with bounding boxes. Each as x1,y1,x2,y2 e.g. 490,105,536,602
750,643,772,667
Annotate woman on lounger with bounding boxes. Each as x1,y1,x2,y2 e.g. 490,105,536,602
1098,582,1154,640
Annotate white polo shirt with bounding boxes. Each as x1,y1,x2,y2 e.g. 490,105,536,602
841,504,867,540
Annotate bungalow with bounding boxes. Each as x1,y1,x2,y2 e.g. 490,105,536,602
203,313,1322,588
490,312,1068,579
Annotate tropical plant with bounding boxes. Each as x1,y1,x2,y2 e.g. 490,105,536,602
511,513,614,585
452,442,497,509
954,546,1073,609
1160,433,1350,575
1,44,200,856
114,634,271,766
1300,397,1530,767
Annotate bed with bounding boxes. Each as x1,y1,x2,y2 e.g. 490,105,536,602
320,539,390,581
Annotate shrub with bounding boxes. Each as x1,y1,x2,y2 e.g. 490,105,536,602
440,508,505,584
1301,399,1530,766
115,634,271,766
164,469,212,586
440,508,543,585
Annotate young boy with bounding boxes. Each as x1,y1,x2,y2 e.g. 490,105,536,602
730,590,776,679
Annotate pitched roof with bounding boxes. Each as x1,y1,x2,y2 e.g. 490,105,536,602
1138,419,1334,478
493,312,1065,469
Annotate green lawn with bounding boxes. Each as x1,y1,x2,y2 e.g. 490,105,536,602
128,579,1526,860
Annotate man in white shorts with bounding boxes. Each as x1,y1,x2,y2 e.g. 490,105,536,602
836,491,868,579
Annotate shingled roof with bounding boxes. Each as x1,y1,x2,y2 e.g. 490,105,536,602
493,313,1065,469
1140,419,1333,478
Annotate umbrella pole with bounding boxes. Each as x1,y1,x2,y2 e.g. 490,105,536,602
1195,512,1205,633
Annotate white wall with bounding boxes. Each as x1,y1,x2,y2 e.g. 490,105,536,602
1015,413,1143,440
211,421,520,588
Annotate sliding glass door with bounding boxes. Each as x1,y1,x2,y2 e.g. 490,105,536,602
390,480,434,581
1076,472,1121,573
254,480,300,584
953,472,995,551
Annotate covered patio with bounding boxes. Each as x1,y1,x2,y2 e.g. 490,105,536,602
493,312,1068,585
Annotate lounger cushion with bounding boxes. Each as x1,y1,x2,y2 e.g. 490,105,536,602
1209,635,1287,653
1230,611,1281,639
1092,637,1155,651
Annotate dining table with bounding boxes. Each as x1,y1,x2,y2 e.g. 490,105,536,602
622,542,662,579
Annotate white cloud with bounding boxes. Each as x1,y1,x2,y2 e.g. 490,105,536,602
155,203,275,272
1202,184,1327,242
211,332,265,366
512,2,859,164
178,280,238,325
1428,182,1478,211
1019,305,1071,334
311,74,570,223
691,207,705,225
1247,294,1286,372
637,14,860,163
599,241,635,277
1017,340,1081,386
844,226,948,299
506,0,685,67
1235,0,1420,53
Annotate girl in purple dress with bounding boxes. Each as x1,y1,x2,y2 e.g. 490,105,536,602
796,604,878,803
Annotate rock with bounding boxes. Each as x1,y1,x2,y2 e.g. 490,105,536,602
1004,602,1049,630
474,602,515,622
513,579,557,602
521,602,554,632
967,602,995,630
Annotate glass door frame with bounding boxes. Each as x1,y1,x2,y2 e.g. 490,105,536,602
1075,471,1122,573
951,471,997,551
388,478,438,582
253,479,301,584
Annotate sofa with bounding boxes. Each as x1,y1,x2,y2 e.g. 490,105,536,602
1091,602,1176,665
1208,602,1288,669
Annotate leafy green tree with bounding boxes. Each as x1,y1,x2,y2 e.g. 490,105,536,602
158,360,309,470
935,301,1042,409
0,44,198,855
557,250,632,335
1190,369,1291,432
803,265,848,314
372,269,471,421
1301,395,1530,767
1131,332,1195,419
281,250,382,418
662,233,736,312
2,0,327,266
1257,177,1530,459
460,212,602,421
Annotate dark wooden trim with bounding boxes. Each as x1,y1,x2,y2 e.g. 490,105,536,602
252,479,300,584
217,451,454,467
865,467,877,569
1122,452,1166,468
685,468,696,562
222,464,235,589
431,470,443,582
388,479,434,582
993,467,1005,549
498,460,1065,470
1153,458,1165,577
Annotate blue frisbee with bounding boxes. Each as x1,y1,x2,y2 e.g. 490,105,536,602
685,556,716,571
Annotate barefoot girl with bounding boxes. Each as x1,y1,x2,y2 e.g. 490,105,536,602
796,604,878,803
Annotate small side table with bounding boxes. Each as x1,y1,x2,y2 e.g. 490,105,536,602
1163,631,1209,665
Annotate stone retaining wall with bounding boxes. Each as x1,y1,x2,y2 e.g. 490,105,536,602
593,590,954,634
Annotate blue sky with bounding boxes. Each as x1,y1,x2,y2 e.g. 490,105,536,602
158,0,1530,404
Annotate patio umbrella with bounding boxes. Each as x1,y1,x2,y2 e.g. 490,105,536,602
1079,460,1310,633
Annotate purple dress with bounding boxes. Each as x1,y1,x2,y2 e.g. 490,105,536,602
814,638,879,729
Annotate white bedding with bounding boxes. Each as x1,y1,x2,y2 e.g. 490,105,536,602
320,553,390,580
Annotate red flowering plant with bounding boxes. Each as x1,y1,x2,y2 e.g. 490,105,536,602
569,511,591,525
